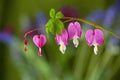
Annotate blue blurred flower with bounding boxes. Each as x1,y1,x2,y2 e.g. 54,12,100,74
0,31,14,45
86,10,105,22
36,11,48,34
36,12,48,27
83,10,105,29
0,28,24,63
107,27,120,54
84,0,120,29
109,26,120,46
115,0,120,13
102,5,117,28
21,12,48,38
102,0,120,28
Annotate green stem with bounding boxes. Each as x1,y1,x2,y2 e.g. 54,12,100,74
24,26,45,38
62,17,120,39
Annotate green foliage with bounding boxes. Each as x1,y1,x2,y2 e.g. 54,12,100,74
50,8,55,18
46,8,64,35
55,11,64,19
55,19,64,34
46,19,54,34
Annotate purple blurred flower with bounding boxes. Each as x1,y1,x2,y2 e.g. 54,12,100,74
103,0,120,28
87,10,105,22
83,10,105,29
107,27,120,54
36,12,48,27
60,6,80,18
102,5,117,28
0,31,13,45
22,12,48,38
3,25,13,34
36,12,48,34
84,0,120,29
115,0,120,13
0,28,23,63
110,28,120,46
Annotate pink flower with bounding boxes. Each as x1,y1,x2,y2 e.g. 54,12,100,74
68,21,82,47
33,34,46,56
85,29,104,55
55,29,68,54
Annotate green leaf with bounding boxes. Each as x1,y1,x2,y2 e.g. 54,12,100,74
55,19,64,34
50,8,55,18
46,28,49,39
45,19,55,34
55,11,64,19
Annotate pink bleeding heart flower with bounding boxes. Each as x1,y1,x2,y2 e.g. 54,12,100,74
85,29,104,55
55,29,68,54
68,21,82,47
33,34,46,56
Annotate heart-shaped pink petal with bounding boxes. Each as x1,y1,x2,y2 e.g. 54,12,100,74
74,21,82,37
68,22,76,39
61,29,68,45
68,21,82,39
94,29,104,46
33,34,46,48
55,29,68,45
85,29,104,46
85,29,94,46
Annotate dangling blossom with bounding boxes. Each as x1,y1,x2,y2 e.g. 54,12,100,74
24,39,28,51
85,29,104,55
55,29,68,54
68,21,82,47
33,34,46,56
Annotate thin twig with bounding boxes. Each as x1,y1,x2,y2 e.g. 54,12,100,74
62,17,120,39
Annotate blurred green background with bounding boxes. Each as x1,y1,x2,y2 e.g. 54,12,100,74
0,0,120,80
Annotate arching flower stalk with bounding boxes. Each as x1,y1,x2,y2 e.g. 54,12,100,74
23,9,120,56
33,34,46,56
85,29,104,55
55,29,68,54
68,21,82,47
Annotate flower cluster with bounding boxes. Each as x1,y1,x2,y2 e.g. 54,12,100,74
24,21,104,56
55,21,104,55
55,21,82,54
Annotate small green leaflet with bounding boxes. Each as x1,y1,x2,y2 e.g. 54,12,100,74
50,8,55,18
45,8,64,35
46,19,54,34
55,11,64,19
55,19,64,34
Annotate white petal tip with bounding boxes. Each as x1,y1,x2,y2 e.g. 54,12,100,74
94,45,98,55
73,37,79,48
60,43,66,54
61,51,65,54
94,51,98,55
74,45,78,48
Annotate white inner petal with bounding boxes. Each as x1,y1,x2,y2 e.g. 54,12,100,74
73,35,79,48
93,43,98,55
59,41,66,54
38,48,42,56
